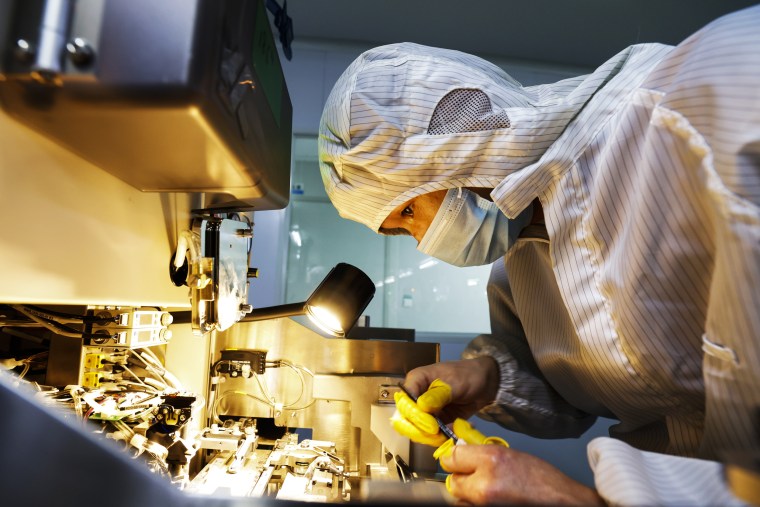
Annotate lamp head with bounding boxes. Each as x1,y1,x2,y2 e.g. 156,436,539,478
305,263,375,337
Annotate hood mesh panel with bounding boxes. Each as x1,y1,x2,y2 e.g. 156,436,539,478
427,89,511,135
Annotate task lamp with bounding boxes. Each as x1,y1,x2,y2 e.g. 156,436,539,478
239,262,375,337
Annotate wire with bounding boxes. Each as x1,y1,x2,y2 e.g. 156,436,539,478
11,305,117,340
128,352,170,389
278,364,305,408
267,359,315,378
211,390,274,423
209,359,315,422
266,359,315,409
119,363,150,388
142,377,169,392
17,351,48,381
251,371,277,406
132,349,182,390
146,351,181,390
140,347,165,369
22,305,117,324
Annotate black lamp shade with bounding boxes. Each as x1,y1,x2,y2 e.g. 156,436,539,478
305,263,375,337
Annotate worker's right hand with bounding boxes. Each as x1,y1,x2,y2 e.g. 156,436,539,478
402,357,500,425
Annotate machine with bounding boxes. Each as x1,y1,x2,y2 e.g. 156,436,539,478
0,1,446,504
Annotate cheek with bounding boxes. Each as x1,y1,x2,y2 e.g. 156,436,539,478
381,215,402,230
412,227,427,244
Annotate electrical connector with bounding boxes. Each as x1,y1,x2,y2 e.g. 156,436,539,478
84,353,105,369
217,349,267,378
83,372,103,388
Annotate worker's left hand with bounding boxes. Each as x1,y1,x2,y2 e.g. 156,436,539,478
391,379,452,447
437,442,604,505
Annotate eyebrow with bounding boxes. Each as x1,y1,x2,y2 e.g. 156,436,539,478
378,227,411,236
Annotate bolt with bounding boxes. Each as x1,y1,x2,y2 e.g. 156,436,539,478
13,39,34,63
66,37,95,67
380,389,390,399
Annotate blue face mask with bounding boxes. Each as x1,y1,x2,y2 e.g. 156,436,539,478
416,188,530,267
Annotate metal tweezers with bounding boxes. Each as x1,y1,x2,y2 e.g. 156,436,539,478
397,383,458,442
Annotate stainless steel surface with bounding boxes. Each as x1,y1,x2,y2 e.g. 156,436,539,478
191,217,253,334
0,0,292,211
213,318,439,474
219,318,438,376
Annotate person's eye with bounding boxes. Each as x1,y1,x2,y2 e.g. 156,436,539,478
401,205,413,217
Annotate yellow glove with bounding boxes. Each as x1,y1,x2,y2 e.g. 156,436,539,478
390,379,452,447
433,418,509,460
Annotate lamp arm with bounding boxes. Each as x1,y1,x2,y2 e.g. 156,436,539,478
238,302,306,322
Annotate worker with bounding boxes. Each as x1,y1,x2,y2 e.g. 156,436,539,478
318,4,760,506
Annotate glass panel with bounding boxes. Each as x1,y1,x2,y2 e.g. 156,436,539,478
383,236,490,333
286,136,491,334
285,199,387,325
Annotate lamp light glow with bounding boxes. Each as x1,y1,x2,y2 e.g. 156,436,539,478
306,305,343,336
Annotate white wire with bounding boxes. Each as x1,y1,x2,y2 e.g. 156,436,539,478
211,390,274,424
210,360,315,423
142,377,168,392
120,363,150,388
267,359,315,409
252,371,276,405
139,348,164,370
134,349,182,390
126,352,170,388
279,363,305,408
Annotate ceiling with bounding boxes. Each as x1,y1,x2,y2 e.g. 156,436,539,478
284,0,758,70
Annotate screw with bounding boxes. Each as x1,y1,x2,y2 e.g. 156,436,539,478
13,39,34,63
66,37,95,67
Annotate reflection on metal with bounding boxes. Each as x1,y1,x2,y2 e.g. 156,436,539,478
0,0,292,211
190,421,352,502
213,318,439,476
